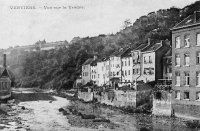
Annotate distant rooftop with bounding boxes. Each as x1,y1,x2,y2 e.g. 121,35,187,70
172,11,200,30
142,42,162,52
82,58,98,66
110,47,130,57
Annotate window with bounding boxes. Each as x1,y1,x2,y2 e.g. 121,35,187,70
175,72,180,86
137,69,140,74
149,56,152,63
184,53,190,66
128,60,130,66
197,52,200,64
196,92,200,100
169,67,172,73
144,57,147,63
122,61,124,66
125,70,127,76
185,72,190,86
149,68,154,75
175,36,180,48
184,92,189,100
175,91,180,100
184,35,190,47
197,72,200,86
117,72,119,75
133,69,135,74
98,74,100,78
125,61,127,66
128,70,130,75
144,68,149,75
197,33,200,46
175,54,180,66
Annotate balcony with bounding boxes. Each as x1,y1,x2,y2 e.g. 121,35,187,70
155,79,172,91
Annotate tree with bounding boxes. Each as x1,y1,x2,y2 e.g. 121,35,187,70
122,19,132,29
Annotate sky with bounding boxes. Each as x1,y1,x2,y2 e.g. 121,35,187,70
0,0,198,49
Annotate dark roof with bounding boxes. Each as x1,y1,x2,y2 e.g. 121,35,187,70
172,11,200,30
135,43,148,50
82,58,98,66
164,48,172,57
142,42,162,52
1,68,10,78
121,48,132,57
82,58,93,65
110,47,130,57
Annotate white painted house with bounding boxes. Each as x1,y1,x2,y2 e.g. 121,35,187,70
121,48,133,85
96,57,110,86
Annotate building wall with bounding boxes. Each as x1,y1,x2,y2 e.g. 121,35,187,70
172,25,200,119
140,52,156,82
110,56,121,80
122,57,133,84
132,50,142,87
82,64,91,85
91,65,97,83
105,60,110,85
155,44,169,82
96,61,105,86
78,91,93,102
163,56,172,79
153,91,172,116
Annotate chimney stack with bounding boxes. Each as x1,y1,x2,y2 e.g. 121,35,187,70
194,11,197,23
147,38,151,45
3,54,6,68
93,55,97,60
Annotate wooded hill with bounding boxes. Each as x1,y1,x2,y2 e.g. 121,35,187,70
11,0,200,89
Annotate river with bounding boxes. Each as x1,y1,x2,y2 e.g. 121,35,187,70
0,89,197,131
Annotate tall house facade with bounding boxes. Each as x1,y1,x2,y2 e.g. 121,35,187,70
109,48,129,85
131,44,149,83
121,48,133,84
96,58,110,86
137,40,170,83
172,11,200,119
82,57,97,85
163,48,172,80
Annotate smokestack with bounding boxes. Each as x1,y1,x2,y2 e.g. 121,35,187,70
3,54,6,68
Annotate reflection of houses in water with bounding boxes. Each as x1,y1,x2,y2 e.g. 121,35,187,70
0,54,12,99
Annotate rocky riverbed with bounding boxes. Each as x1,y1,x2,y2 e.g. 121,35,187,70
0,88,199,131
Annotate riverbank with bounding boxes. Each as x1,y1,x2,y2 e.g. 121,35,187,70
0,88,200,131
56,89,200,130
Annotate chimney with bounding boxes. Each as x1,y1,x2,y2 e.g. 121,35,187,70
194,11,197,23
147,38,151,46
3,54,6,68
93,55,97,60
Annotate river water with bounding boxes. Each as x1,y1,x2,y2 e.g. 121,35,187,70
0,89,197,131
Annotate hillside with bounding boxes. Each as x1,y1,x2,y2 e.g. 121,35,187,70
8,0,200,89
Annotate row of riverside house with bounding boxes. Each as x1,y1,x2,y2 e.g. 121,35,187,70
79,11,200,119
81,38,171,90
